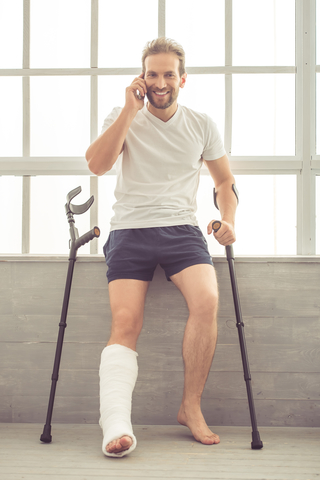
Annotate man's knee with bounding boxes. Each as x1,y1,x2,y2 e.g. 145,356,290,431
189,288,219,320
110,308,144,339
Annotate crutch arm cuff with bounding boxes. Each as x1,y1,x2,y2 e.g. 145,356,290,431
213,183,239,210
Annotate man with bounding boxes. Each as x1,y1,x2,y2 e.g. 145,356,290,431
86,37,237,457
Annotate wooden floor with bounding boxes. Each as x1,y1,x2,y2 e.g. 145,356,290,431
0,424,319,480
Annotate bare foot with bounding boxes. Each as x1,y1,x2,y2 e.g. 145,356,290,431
106,435,133,455
177,404,220,445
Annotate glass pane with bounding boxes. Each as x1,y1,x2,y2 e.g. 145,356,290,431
30,176,90,254
0,176,22,254
166,0,224,67
234,175,296,255
179,74,225,142
232,74,295,156
98,76,133,132
233,0,295,66
0,0,23,68
98,0,158,68
98,175,117,253
30,76,90,156
197,174,297,256
30,0,90,68
0,77,22,156
316,176,320,254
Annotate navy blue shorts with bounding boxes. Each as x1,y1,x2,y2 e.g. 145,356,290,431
103,225,214,283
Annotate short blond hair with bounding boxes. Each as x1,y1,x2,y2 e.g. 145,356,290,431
141,37,186,77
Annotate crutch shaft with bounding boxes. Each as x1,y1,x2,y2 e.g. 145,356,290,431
212,221,263,449
40,258,75,443
225,246,263,449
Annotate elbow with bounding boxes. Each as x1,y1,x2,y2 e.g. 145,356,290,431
87,159,106,176
85,151,99,175
86,155,111,176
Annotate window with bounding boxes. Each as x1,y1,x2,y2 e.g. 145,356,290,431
0,0,318,256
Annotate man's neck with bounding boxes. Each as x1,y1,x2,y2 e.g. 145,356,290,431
146,102,178,122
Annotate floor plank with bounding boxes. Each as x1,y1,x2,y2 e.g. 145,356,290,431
0,424,319,479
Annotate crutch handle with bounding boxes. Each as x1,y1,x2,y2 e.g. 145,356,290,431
212,220,234,258
75,226,100,249
212,220,222,232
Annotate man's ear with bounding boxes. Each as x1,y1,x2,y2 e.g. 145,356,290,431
180,73,187,88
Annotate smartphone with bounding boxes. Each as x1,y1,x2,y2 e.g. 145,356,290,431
136,73,145,100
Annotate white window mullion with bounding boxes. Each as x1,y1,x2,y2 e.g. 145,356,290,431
90,0,99,254
310,0,317,161
158,0,166,38
225,0,232,155
22,0,30,254
310,0,317,252
297,0,316,254
296,0,304,254
0,66,296,77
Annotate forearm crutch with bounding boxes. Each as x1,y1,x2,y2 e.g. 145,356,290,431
40,186,100,443
212,186,263,450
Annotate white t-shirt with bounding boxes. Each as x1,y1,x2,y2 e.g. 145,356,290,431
100,104,226,231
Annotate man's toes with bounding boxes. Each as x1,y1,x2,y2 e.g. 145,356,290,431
211,434,220,444
202,434,220,445
106,439,117,453
106,436,132,454
119,436,132,449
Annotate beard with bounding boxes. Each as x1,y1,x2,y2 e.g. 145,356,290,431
146,86,179,110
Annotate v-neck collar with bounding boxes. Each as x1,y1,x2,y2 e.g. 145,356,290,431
141,104,181,129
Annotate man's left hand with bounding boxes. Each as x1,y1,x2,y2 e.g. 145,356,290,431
207,220,236,246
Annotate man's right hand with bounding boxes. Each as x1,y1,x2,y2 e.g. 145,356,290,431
86,74,147,176
125,73,147,111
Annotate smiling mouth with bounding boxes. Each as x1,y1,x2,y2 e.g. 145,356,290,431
153,91,169,97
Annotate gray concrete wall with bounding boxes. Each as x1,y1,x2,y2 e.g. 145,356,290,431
0,255,320,427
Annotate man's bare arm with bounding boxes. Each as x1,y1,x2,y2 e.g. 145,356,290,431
85,74,147,176
204,154,237,246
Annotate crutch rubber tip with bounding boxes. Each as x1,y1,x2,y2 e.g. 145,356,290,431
251,431,263,449
40,425,52,443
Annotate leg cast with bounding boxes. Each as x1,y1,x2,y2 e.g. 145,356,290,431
99,344,138,457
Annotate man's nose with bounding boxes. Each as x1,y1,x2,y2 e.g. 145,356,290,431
155,76,167,90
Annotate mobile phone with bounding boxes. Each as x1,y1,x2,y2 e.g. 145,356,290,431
136,73,145,100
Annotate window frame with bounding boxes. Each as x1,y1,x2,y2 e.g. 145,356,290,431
0,0,319,254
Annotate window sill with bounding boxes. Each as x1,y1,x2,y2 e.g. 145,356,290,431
0,254,319,263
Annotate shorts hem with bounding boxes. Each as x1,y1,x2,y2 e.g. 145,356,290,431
164,258,214,281
107,272,154,284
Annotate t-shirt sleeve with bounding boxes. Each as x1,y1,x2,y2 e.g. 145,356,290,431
202,115,226,161
100,106,122,135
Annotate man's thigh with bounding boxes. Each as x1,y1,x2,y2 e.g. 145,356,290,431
108,279,150,320
170,264,218,313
